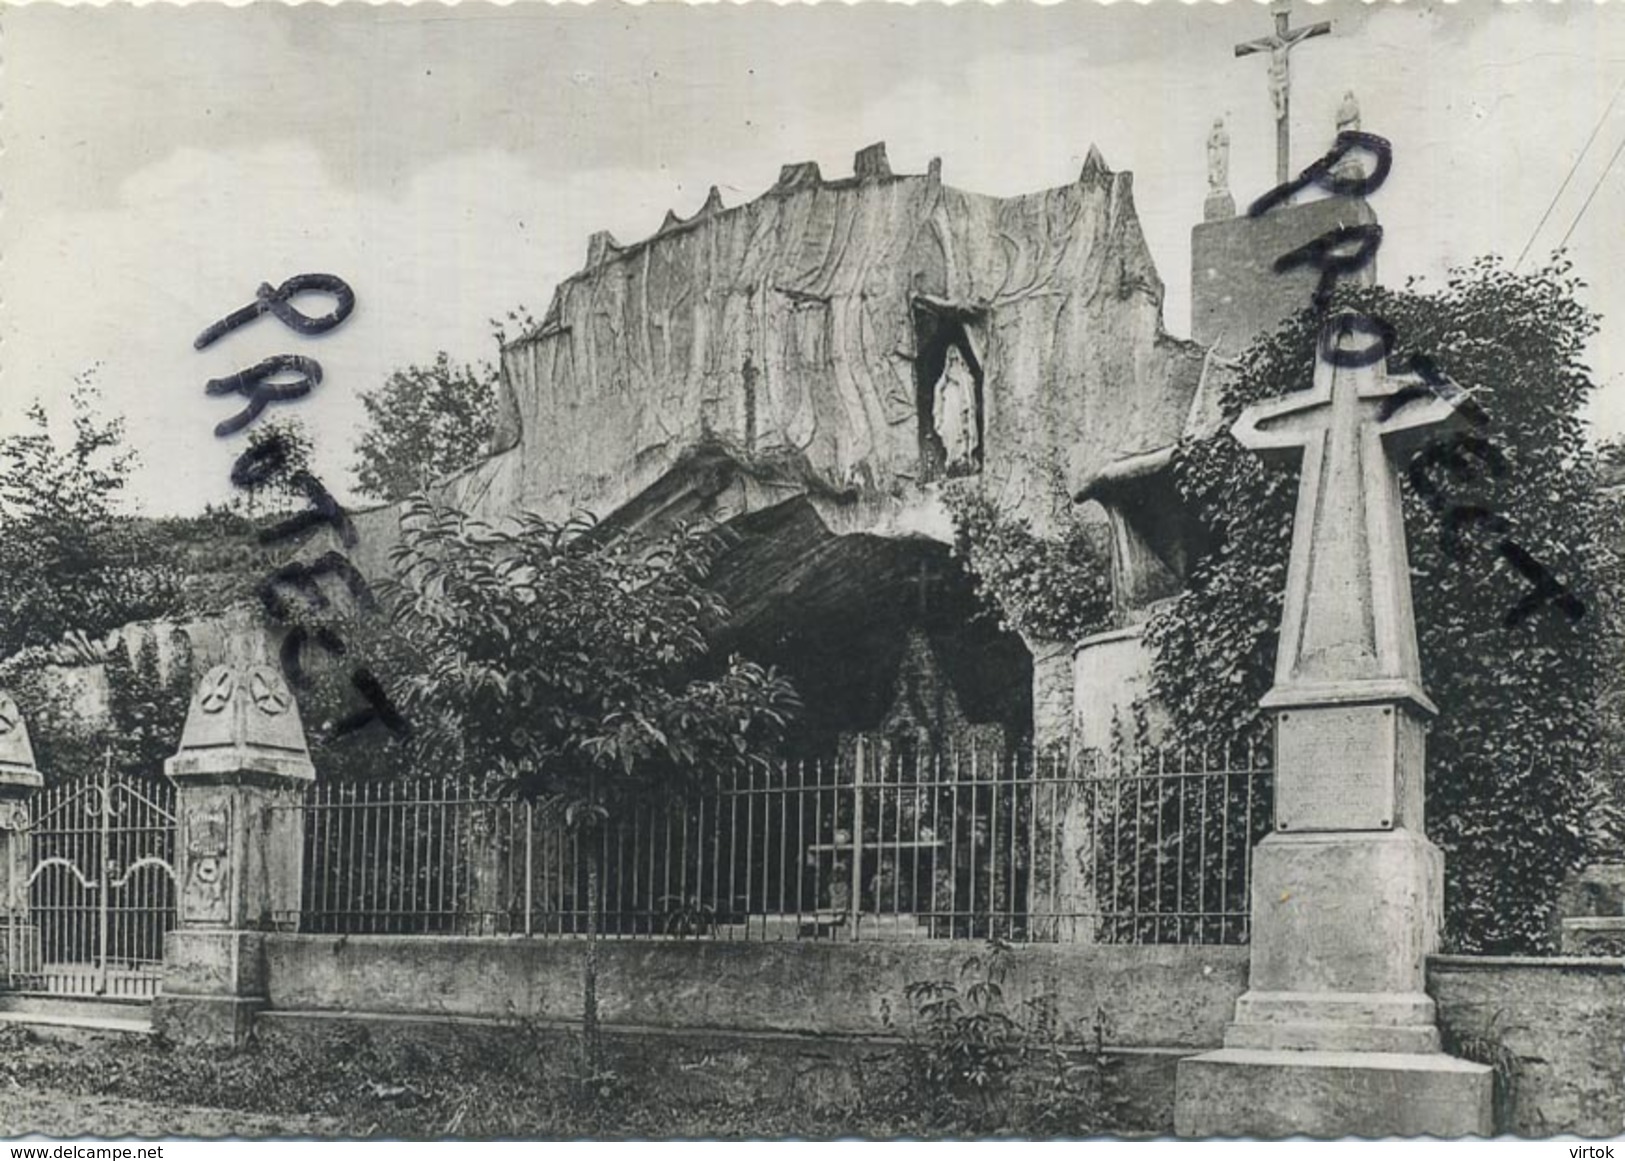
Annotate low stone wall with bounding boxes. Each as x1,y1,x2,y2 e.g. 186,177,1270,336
254,1011,1191,1133
1429,954,1625,1137
262,936,1250,1049
252,937,1625,1136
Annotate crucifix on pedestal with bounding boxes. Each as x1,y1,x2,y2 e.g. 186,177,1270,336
1235,0,1332,187
1174,316,1495,1138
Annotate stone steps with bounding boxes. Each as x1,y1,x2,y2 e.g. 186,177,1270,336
1223,988,1445,1053
1232,989,1438,1025
1224,1019,1441,1054
1176,1048,1495,1138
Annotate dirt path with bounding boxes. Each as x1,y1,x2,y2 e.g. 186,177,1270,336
0,1088,347,1139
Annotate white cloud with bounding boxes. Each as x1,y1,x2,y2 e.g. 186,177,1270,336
3,143,681,514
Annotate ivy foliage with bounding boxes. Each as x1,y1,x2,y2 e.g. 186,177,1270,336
1596,439,1625,847
944,482,1112,644
1143,256,1623,954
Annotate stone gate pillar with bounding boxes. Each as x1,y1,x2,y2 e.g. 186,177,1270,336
0,691,43,978
153,662,312,1045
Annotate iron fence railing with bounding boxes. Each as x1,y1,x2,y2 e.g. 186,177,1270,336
283,742,1272,945
9,761,177,998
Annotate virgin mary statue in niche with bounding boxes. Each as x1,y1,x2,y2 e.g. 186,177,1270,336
933,343,981,477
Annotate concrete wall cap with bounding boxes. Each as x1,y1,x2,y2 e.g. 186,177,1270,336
1074,623,1146,654
1429,953,1625,973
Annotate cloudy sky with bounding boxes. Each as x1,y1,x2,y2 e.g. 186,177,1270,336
5,1,1625,516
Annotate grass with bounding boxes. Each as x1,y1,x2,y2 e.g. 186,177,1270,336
0,1019,1125,1140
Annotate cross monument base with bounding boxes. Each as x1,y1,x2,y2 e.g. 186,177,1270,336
1173,819,1493,1135
1176,1048,1494,1138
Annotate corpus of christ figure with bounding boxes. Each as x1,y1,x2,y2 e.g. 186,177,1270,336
1235,0,1332,186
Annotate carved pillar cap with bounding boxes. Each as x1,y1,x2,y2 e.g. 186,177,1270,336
0,691,43,795
165,664,314,784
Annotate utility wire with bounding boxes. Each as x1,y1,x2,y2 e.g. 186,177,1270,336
1515,75,1625,270
1555,129,1625,255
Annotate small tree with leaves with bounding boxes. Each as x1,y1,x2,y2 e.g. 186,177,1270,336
0,372,182,659
351,354,498,503
382,495,798,1074
235,417,316,520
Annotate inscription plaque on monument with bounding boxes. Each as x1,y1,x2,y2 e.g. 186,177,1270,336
1274,704,1397,832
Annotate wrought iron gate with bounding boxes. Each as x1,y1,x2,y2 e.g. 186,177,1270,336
10,759,178,998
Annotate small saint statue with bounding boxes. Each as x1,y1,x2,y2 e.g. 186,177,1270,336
1332,91,1364,181
1207,117,1231,193
1203,116,1237,220
1336,89,1361,136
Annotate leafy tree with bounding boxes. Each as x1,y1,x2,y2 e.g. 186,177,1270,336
0,372,183,658
351,354,497,503
1144,256,1620,954
382,496,799,1071
133,418,328,619
0,656,95,785
235,417,316,520
276,596,421,785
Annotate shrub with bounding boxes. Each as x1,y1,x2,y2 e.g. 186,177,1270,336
891,939,1121,1135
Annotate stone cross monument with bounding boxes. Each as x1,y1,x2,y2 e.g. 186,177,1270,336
1174,316,1495,1137
1235,0,1332,186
